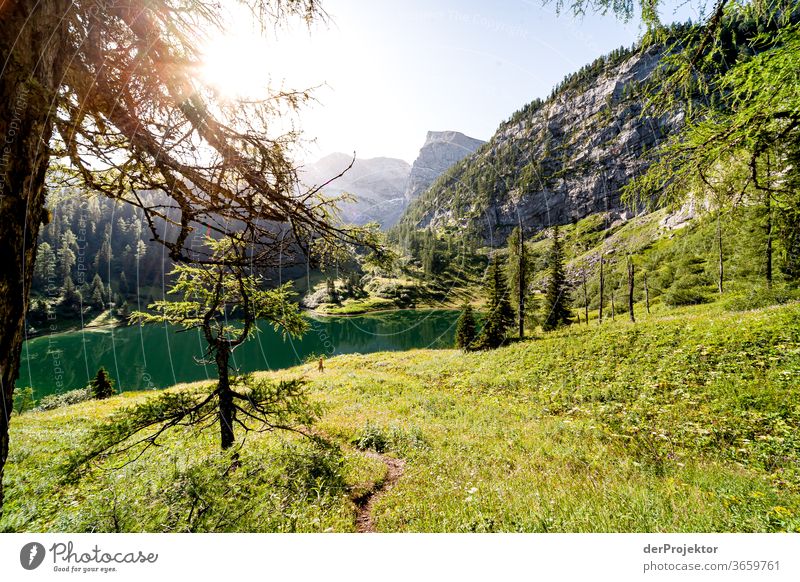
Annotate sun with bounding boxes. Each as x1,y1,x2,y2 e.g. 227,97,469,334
200,33,272,99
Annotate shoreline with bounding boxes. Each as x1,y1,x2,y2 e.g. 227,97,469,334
24,305,465,342
307,304,461,318
25,311,124,340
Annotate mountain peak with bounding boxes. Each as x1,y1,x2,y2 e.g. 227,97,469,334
405,131,485,202
397,45,683,243
424,130,483,146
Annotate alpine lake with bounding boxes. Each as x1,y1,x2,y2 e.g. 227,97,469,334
20,310,460,398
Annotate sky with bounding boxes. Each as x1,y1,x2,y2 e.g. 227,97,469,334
204,0,702,165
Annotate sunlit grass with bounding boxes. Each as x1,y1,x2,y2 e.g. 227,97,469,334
3,301,799,532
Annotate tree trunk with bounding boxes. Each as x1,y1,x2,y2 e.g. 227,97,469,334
306,256,311,295
766,193,773,289
598,257,604,323
0,0,71,513
627,258,635,323
582,269,588,324
518,230,525,339
215,347,235,450
717,209,724,294
610,288,616,321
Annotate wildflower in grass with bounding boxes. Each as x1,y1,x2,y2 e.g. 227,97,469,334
771,506,792,516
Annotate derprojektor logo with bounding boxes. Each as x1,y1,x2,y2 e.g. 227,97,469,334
20,542,46,570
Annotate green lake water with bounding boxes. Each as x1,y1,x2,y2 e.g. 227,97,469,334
20,310,460,398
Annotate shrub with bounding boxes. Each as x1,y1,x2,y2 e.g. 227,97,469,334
663,286,709,307
723,287,800,312
12,387,36,415
353,422,388,453
352,422,427,455
37,387,93,411
276,443,346,497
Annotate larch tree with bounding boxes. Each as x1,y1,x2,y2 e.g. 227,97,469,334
0,0,374,511
129,238,308,451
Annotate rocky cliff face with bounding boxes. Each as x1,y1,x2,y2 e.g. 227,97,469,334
404,131,485,202
301,131,484,229
300,153,411,228
398,44,684,244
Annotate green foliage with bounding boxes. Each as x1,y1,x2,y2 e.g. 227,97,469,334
5,409,353,533
37,388,93,411
545,44,637,99
89,368,116,400
12,387,36,415
778,198,800,284
553,205,798,317
343,271,365,299
663,286,710,307
8,302,800,532
352,422,427,456
127,239,314,453
723,287,800,312
64,375,319,478
454,304,478,350
541,226,572,331
326,278,340,305
397,228,455,276
59,276,82,317
316,296,397,316
473,256,515,349
131,238,308,343
30,192,171,313
88,274,106,310
352,421,389,453
661,254,713,307
625,13,800,230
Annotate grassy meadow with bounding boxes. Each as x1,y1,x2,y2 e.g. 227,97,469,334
3,298,799,533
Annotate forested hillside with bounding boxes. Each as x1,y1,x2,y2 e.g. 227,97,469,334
27,190,172,330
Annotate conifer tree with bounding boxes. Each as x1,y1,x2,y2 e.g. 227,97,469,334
541,226,572,332
454,304,478,350
119,272,129,297
130,238,309,452
90,368,116,400
474,256,515,349
326,278,340,304
60,276,83,317
90,274,106,309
